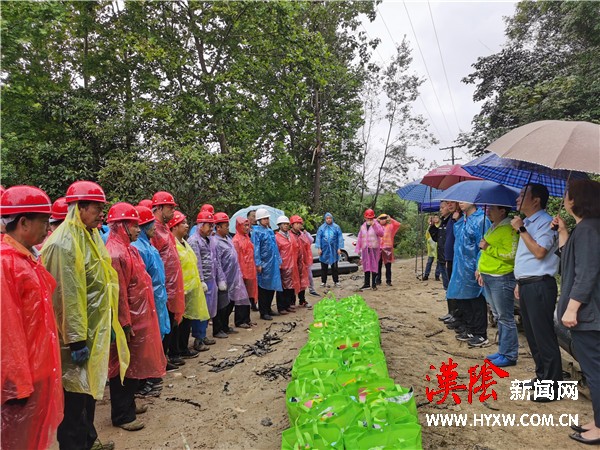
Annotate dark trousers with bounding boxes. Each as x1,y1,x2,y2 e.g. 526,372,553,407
572,330,600,427
57,390,97,450
109,376,139,426
445,260,453,284
377,258,392,284
447,298,462,321
518,277,562,383
298,290,307,305
363,271,377,288
439,262,449,289
320,262,339,283
213,301,234,335
276,288,295,312
234,304,251,326
258,286,275,317
458,296,487,338
178,317,193,352
162,311,180,358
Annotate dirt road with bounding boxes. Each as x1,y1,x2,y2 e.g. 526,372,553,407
88,258,591,449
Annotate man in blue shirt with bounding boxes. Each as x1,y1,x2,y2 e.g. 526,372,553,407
512,183,561,401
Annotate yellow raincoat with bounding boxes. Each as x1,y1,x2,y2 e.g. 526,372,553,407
175,238,210,320
41,205,129,399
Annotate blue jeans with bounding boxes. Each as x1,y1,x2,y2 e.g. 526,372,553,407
191,319,209,339
482,272,518,361
438,261,449,289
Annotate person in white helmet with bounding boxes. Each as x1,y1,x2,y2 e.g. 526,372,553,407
251,209,282,320
275,215,302,314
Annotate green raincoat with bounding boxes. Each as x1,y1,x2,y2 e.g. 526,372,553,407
42,205,129,399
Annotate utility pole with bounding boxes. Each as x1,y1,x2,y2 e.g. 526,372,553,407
440,143,466,165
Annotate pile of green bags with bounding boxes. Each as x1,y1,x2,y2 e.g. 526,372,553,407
281,295,422,449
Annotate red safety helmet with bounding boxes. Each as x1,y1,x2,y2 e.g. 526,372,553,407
0,185,52,215
196,211,215,224
168,211,186,229
138,199,153,209
106,202,140,223
152,191,177,207
65,181,106,204
50,197,68,221
289,215,304,225
213,212,229,224
364,209,376,219
200,204,215,214
135,206,155,226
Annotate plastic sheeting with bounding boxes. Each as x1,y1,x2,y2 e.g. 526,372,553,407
356,221,384,272
252,224,283,291
175,238,210,320
1,236,63,450
131,228,171,338
447,208,490,300
275,231,302,293
293,230,312,291
188,230,218,317
106,223,166,380
151,220,185,323
315,213,344,265
41,204,129,399
380,219,401,264
212,234,251,305
232,217,258,300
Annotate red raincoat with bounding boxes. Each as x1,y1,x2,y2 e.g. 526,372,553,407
275,230,302,293
380,218,401,264
107,223,166,380
1,235,63,450
292,230,311,291
151,220,185,323
232,217,258,300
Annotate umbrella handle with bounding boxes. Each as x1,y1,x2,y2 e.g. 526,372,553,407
551,171,572,231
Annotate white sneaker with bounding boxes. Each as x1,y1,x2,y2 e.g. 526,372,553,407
334,282,341,287
320,282,327,287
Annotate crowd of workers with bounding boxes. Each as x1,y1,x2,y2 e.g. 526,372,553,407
428,180,600,444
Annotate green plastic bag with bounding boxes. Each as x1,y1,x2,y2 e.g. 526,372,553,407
296,394,363,432
355,423,422,449
343,377,396,402
368,385,418,418
286,378,340,422
292,358,341,380
281,422,343,450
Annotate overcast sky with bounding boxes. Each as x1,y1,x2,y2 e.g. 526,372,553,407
360,0,517,182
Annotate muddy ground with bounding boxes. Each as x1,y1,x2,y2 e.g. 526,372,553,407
85,258,591,449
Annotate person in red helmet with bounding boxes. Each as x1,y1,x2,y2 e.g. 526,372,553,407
356,208,384,291
0,185,63,450
42,181,129,450
232,216,258,324
150,191,186,369
105,203,166,432
289,215,312,308
201,204,215,214
168,211,210,359
138,199,153,209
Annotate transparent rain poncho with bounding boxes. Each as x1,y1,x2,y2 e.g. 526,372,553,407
232,217,258,300
315,213,344,265
212,234,251,305
251,224,283,291
175,238,210,320
275,230,302,293
356,221,384,272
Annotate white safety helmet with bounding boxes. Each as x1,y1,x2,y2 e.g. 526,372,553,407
255,208,270,221
276,215,290,225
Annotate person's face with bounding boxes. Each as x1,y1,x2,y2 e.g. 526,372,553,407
145,222,156,239
200,222,213,236
172,219,188,239
242,222,250,234
447,202,458,213
292,222,302,232
20,214,50,247
516,188,538,214
248,211,256,225
458,202,472,213
432,215,440,224
79,202,105,229
487,205,507,223
439,202,448,216
161,205,175,222
216,222,229,236
378,217,387,225
279,222,290,232
325,216,333,225
126,221,141,242
260,217,270,228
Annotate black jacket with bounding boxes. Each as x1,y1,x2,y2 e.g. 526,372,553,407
428,214,451,263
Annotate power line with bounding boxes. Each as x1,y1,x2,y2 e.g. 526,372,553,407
396,2,454,142
427,1,462,133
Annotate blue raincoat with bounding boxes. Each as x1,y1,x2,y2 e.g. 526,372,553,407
251,224,282,291
447,208,491,299
315,213,344,265
131,226,171,338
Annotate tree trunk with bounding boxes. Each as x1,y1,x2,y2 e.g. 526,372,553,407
312,89,322,209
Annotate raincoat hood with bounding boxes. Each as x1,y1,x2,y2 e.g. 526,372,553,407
323,212,334,223
236,216,249,235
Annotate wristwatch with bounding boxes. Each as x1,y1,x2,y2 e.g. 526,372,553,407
518,226,527,234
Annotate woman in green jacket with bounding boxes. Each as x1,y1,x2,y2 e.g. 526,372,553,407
476,205,519,367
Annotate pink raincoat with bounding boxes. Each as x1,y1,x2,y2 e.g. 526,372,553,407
151,220,185,323
232,217,258,300
356,221,384,272
107,223,166,380
1,235,63,450
292,230,311,291
275,231,302,293
380,218,401,264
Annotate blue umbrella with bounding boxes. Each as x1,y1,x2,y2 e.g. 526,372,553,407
462,153,588,198
433,180,521,208
418,201,440,212
397,181,444,203
229,204,285,232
